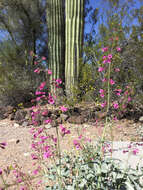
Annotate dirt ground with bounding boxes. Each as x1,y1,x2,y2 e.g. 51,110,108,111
0,103,143,189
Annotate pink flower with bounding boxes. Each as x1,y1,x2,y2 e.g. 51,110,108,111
132,148,139,155
34,61,38,65
30,51,34,56
98,67,104,72
39,82,46,90
56,78,62,84
44,119,52,124
99,89,104,94
36,97,41,101
20,186,27,190
115,68,120,72
31,143,36,149
107,59,111,64
0,142,7,146
102,78,107,82
123,150,129,154
59,124,70,136
113,102,119,109
101,101,107,108
115,89,122,93
38,128,43,134
103,59,107,64
113,116,117,121
42,110,48,116
40,136,48,141
52,137,57,143
128,97,131,102
101,47,108,52
110,79,115,85
115,89,122,96
17,178,23,183
35,91,42,95
102,56,107,60
34,68,40,74
48,98,55,104
43,150,52,159
33,169,39,175
42,56,46,60
73,139,81,149
116,47,121,51
31,154,38,160
60,106,68,112
100,94,104,98
0,169,2,175
47,70,52,75
43,145,50,152
108,54,112,59
48,93,55,104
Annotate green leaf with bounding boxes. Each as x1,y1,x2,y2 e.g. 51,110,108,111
79,179,87,188
125,181,135,190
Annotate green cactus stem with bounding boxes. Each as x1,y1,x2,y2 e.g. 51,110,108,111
65,0,85,97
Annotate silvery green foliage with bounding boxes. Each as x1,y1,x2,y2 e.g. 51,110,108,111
45,143,143,190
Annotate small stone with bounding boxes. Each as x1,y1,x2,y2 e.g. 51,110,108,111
14,110,27,121
45,124,52,129
13,123,19,128
23,152,30,157
56,117,62,124
67,115,85,124
22,121,29,127
139,116,143,122
60,114,69,121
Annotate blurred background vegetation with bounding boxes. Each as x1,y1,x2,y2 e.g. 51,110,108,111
0,0,142,107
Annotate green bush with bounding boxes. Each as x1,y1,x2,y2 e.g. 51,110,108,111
0,64,46,107
45,143,143,190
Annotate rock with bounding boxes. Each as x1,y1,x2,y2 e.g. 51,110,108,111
51,120,58,127
45,124,52,129
13,123,20,128
53,110,60,117
14,110,27,121
60,113,69,121
67,115,85,124
22,121,29,127
0,106,7,120
0,113,6,120
0,106,15,119
50,113,58,120
56,117,62,124
139,116,143,122
9,112,15,120
24,152,30,157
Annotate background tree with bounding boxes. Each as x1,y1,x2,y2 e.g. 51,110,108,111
0,0,47,106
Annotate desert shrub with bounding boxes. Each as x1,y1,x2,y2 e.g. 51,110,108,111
0,63,46,107
66,61,97,106
45,143,143,190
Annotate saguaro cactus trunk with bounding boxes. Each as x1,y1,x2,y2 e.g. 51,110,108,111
47,0,65,94
65,0,85,97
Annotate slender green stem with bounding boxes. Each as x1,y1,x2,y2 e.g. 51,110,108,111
55,125,62,188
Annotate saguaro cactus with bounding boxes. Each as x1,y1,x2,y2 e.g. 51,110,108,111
65,0,85,97
46,0,65,94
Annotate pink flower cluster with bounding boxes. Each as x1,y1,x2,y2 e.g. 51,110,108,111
59,124,70,136
102,54,112,64
99,89,105,98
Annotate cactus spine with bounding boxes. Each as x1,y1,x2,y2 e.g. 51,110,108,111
65,0,84,97
47,0,65,94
